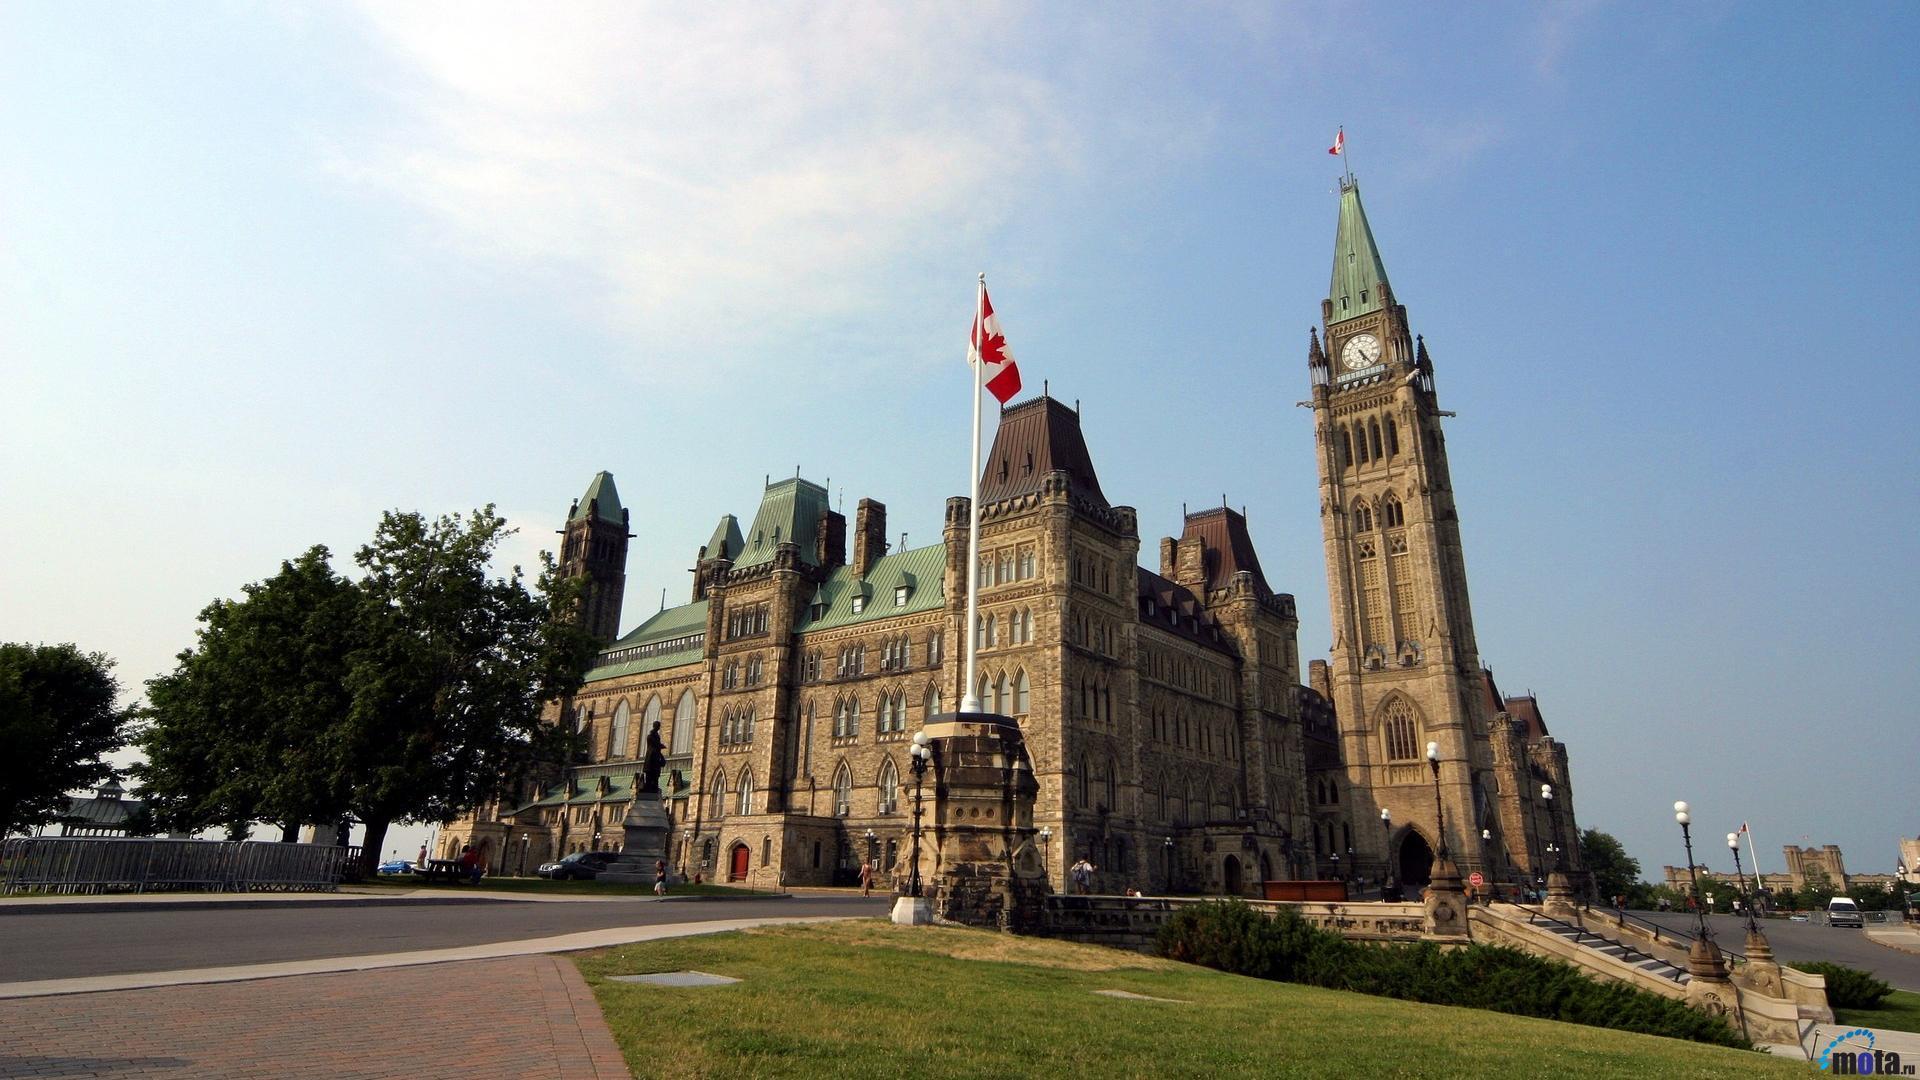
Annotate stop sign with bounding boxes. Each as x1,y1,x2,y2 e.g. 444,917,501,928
1469,872,1485,887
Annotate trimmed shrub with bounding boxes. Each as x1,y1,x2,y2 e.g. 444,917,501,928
1155,900,1749,1049
1795,961,1892,1010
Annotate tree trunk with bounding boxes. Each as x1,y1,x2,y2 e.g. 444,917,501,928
359,816,391,877
280,822,299,843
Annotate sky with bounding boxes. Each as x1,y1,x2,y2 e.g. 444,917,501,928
3,2,1916,877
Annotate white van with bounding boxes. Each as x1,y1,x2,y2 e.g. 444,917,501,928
1827,897,1865,928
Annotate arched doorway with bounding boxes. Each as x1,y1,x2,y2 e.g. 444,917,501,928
1398,830,1435,890
1259,853,1273,884
729,843,750,881
1222,854,1244,895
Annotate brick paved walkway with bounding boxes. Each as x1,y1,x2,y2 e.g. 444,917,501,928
0,956,630,1079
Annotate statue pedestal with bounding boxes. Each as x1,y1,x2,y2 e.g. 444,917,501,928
1422,857,1470,940
919,712,1048,932
891,896,933,925
1544,871,1580,920
598,792,672,885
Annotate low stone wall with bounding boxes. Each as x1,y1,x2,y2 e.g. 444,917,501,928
1041,895,1427,952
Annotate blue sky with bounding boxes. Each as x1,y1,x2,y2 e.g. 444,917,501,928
3,3,1915,876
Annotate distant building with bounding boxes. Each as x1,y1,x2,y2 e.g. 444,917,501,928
442,180,1586,896
46,779,146,837
1784,844,1849,893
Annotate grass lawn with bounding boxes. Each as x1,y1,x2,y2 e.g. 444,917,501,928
1835,988,1920,1033
352,877,774,897
574,921,1804,1079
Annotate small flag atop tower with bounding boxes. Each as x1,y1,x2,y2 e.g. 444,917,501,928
1328,128,1344,156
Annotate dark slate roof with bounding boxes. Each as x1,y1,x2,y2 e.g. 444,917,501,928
1135,567,1235,656
60,793,144,829
703,514,744,562
1504,695,1549,740
570,471,625,525
1180,506,1274,599
979,395,1108,510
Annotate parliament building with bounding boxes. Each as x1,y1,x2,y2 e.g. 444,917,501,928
445,181,1585,897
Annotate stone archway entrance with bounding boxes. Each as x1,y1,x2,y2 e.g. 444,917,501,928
1222,854,1244,895
729,843,750,881
1398,830,1435,890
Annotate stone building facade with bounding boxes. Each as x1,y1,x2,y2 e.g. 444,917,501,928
444,180,1584,897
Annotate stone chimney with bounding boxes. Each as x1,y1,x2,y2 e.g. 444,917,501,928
1158,537,1177,579
1173,536,1207,591
1308,659,1332,700
852,498,887,578
816,508,847,569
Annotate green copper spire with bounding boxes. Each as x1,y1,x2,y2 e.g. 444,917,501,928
570,471,625,524
1329,179,1390,322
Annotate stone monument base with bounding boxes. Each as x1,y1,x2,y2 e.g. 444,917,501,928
598,792,672,886
892,896,933,925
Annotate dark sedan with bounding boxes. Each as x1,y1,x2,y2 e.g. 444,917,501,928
536,851,619,880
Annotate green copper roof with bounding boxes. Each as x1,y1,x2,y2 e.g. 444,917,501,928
801,542,947,632
586,599,709,682
1329,180,1390,322
570,471,625,524
735,477,830,569
703,514,744,562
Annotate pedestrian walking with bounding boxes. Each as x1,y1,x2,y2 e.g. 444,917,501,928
1070,857,1095,894
654,858,668,896
860,859,874,896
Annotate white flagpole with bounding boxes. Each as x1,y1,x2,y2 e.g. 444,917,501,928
1745,825,1763,890
961,272,986,713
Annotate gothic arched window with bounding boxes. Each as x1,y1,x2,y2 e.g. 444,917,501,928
710,771,728,819
609,700,631,761
737,768,755,815
1386,416,1400,456
832,762,854,817
1012,669,1030,715
1339,427,1354,468
1382,700,1419,761
1370,419,1384,459
877,758,899,814
672,690,695,755
924,683,943,718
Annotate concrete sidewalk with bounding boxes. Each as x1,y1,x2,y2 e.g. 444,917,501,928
1866,924,1920,956
0,915,854,999
0,955,631,1080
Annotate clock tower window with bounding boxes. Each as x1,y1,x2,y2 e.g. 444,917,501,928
1369,420,1384,460
1386,417,1399,456
1355,426,1370,464
1338,428,1353,468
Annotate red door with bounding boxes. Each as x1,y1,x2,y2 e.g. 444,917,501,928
730,844,750,881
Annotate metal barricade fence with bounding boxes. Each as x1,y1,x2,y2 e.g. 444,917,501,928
0,837,353,895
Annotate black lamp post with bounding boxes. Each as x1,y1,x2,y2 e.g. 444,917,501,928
864,828,877,867
1380,808,1395,898
1541,784,1563,873
1163,836,1174,893
1728,832,1761,935
1425,741,1449,861
908,732,932,897
1674,801,1713,943
1038,826,1052,878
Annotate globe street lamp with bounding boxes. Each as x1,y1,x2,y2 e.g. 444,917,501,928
864,828,877,868
1674,802,1713,943
907,732,932,898
1728,832,1760,935
1038,826,1052,877
1541,784,1563,873
1425,741,1449,861
1163,836,1174,893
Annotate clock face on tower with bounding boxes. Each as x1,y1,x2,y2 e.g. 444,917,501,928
1340,333,1383,371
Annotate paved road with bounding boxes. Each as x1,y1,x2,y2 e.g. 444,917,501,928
1631,910,1920,991
0,895,889,983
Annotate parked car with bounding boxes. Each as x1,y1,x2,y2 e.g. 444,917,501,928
537,851,618,880
1827,897,1865,928
1789,913,1810,922
376,859,414,875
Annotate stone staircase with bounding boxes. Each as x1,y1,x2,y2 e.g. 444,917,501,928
1527,913,1691,985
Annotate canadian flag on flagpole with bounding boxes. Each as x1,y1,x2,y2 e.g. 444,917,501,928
970,287,1022,404
1329,128,1344,156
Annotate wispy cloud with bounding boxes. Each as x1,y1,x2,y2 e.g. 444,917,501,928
328,5,1106,385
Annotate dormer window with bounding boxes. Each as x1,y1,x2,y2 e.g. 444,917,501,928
1341,296,1349,311
895,585,909,607
1360,289,1368,304
851,595,865,614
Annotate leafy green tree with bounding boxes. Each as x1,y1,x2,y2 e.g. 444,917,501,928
336,507,598,874
138,547,360,836
0,643,134,835
1797,865,1838,910
1579,829,1642,904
